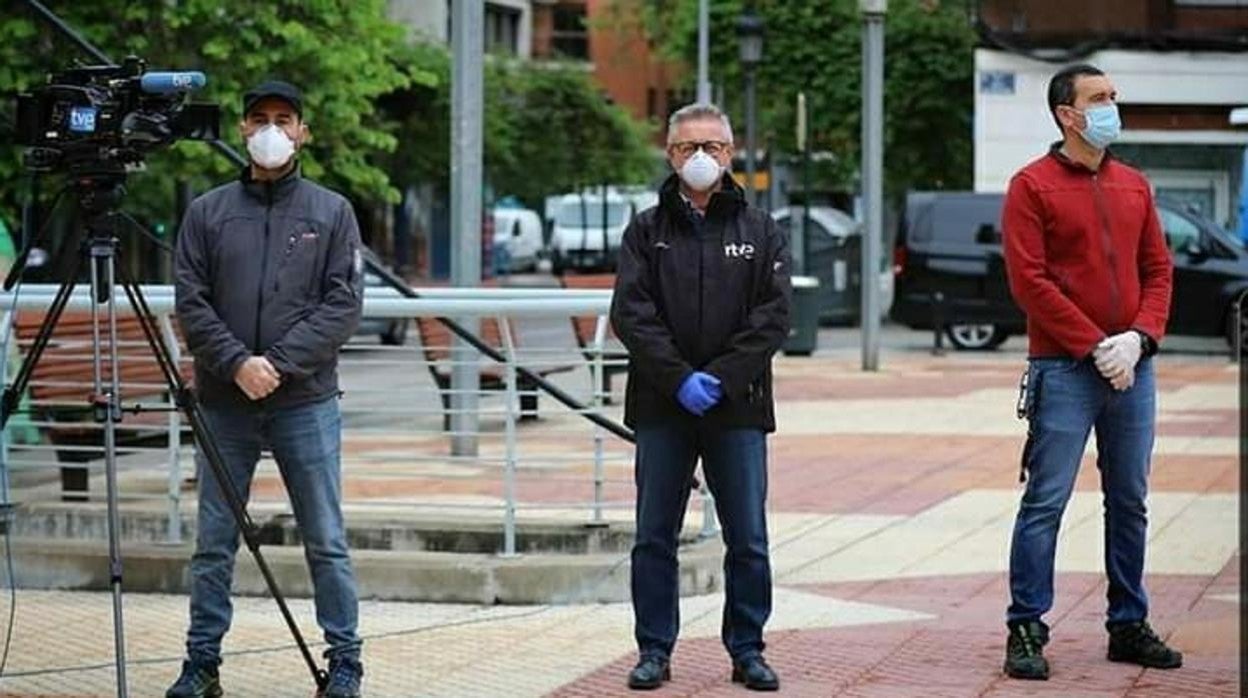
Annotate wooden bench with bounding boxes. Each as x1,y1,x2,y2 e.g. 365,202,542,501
559,273,628,403
14,310,193,500
414,316,573,431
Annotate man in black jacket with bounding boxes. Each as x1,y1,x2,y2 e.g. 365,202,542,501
167,81,364,698
610,103,791,692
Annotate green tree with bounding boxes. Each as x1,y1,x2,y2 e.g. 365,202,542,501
635,0,976,199
380,47,656,213
0,0,421,228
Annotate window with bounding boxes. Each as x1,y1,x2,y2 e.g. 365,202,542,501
551,5,589,60
1157,206,1201,253
556,201,630,228
485,4,521,56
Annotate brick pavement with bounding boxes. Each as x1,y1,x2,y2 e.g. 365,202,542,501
0,348,1237,696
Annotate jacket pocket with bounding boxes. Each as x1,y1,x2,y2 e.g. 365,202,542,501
274,229,321,300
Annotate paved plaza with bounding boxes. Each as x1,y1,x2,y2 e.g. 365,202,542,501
0,341,1237,696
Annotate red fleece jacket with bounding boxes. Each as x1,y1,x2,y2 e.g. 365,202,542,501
1002,146,1173,359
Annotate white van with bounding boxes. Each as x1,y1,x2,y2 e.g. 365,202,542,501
549,193,635,274
491,206,544,273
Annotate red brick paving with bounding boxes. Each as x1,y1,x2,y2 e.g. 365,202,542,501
545,356,1238,696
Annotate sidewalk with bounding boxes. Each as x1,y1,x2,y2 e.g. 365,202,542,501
0,349,1237,696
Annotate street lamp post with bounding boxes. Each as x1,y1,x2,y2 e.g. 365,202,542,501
860,0,886,372
738,8,764,207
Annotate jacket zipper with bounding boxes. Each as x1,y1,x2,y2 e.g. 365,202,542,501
274,232,298,294
255,187,274,350
1090,174,1124,328
697,220,705,357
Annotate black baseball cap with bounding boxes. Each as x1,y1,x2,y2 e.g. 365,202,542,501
243,80,303,118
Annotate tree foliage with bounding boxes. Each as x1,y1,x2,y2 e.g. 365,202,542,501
0,1,656,236
0,0,418,229
636,0,976,198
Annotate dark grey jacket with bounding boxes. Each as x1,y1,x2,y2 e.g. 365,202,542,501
174,168,364,410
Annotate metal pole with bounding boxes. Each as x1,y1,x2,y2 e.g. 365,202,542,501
697,0,711,104
0,311,11,505
860,0,886,372
159,313,182,544
591,317,608,524
450,0,484,456
795,92,809,275
745,68,758,207
499,316,518,557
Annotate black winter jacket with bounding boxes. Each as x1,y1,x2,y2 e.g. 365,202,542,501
609,174,791,432
174,167,364,410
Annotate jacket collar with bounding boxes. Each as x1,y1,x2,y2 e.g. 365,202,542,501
1047,140,1115,175
241,163,301,204
658,172,746,224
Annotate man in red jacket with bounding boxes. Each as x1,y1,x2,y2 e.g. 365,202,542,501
1000,64,1181,681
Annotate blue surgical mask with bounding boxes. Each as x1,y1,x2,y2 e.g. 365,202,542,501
1077,103,1121,150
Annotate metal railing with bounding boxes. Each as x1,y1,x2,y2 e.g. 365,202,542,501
0,285,716,555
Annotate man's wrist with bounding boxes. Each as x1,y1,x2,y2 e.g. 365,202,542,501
1130,329,1155,356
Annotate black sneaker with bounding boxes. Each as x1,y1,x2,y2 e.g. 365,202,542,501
627,655,670,690
322,657,364,698
1004,620,1050,680
166,658,222,698
1107,620,1183,669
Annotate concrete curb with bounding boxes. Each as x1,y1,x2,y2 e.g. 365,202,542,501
9,536,724,605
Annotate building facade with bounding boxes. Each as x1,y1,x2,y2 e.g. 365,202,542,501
972,0,1248,233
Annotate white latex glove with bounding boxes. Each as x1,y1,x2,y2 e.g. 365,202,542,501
1094,332,1142,391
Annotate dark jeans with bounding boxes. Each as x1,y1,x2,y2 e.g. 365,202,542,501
185,396,361,664
631,423,772,662
1008,357,1155,626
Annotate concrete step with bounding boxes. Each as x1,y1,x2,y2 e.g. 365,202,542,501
9,535,724,604
11,501,651,554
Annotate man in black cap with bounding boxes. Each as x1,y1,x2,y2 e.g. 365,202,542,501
167,80,365,698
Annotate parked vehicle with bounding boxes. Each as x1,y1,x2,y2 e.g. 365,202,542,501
491,206,544,273
771,206,893,324
548,193,635,274
891,191,1248,351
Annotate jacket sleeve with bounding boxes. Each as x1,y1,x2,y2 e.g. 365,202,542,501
703,216,792,401
174,199,251,382
609,217,694,398
1130,186,1174,346
264,199,365,378
1002,174,1106,358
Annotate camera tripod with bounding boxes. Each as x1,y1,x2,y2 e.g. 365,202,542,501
0,173,328,696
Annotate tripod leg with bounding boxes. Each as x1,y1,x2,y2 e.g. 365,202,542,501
0,253,86,428
118,275,329,692
89,238,127,698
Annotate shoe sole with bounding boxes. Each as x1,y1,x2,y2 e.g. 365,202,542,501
1107,652,1183,670
1003,663,1049,681
627,667,671,690
731,669,780,691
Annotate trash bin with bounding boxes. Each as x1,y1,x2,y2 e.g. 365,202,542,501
783,275,820,356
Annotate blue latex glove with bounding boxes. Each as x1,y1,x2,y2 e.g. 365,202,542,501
675,372,723,416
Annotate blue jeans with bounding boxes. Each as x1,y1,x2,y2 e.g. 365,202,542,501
631,424,772,662
186,397,361,664
1008,357,1155,626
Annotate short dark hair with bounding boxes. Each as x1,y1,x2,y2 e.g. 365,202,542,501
1047,64,1104,131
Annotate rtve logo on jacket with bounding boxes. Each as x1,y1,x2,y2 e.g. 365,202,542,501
724,242,755,260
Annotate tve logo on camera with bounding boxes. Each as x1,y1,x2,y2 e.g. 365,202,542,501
68,106,99,134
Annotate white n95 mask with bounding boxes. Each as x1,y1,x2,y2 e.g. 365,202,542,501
679,149,723,191
247,124,296,170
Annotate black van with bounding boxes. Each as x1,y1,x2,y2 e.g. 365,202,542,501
891,191,1248,351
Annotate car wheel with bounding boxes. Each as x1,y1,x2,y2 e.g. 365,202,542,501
1226,307,1248,358
381,319,409,346
945,323,1009,351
